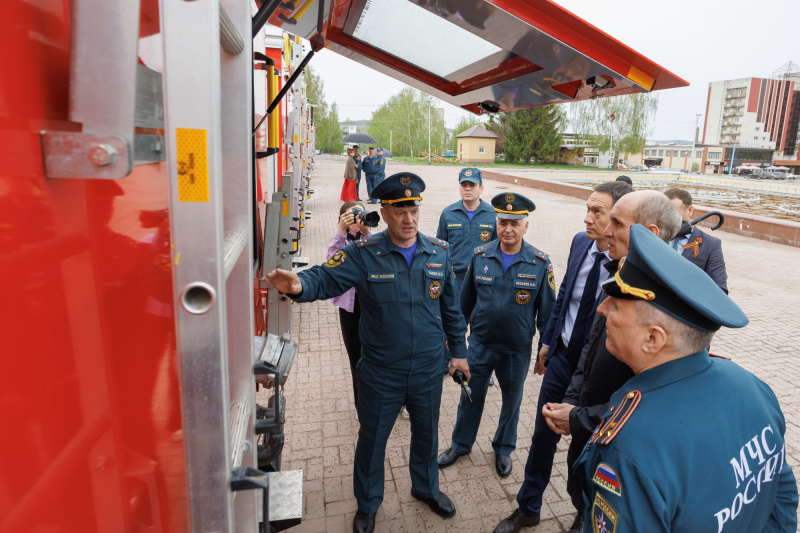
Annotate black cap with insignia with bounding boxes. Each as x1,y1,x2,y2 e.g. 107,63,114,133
371,172,426,207
602,224,748,332
491,192,536,220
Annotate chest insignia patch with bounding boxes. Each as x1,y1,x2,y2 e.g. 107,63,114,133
592,463,621,497
483,265,488,274
592,492,618,533
480,230,491,242
429,280,441,299
515,290,530,305
325,250,347,268
548,271,555,291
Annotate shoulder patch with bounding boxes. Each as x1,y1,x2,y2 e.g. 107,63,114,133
592,463,622,497
428,236,449,250
590,390,641,446
592,492,619,533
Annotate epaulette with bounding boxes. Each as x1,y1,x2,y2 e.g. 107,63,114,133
709,352,731,360
590,390,641,445
474,244,488,255
532,247,549,262
356,234,381,248
428,236,449,250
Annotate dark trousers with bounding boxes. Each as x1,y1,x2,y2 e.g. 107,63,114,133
516,344,573,515
354,361,442,513
355,170,362,199
339,297,362,407
566,435,586,514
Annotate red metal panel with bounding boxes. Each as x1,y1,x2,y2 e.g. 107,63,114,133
748,78,761,113
0,1,187,531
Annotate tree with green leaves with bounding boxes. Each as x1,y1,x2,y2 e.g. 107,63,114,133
451,115,484,152
568,93,658,169
485,113,510,155
302,65,343,153
504,106,565,164
367,88,447,157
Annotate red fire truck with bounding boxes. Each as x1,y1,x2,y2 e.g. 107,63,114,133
1,1,685,531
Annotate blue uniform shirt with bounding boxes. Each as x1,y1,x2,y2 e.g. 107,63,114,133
362,154,380,175
460,240,556,353
294,230,468,372
436,199,497,277
376,155,386,178
575,351,798,533
353,153,362,172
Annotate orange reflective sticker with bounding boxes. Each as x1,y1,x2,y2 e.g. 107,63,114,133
176,128,209,202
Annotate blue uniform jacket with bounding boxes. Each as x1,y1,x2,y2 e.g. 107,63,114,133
361,154,380,175
575,351,798,533
376,155,386,178
460,240,556,353
295,230,468,372
539,232,593,362
353,153,362,172
436,199,497,276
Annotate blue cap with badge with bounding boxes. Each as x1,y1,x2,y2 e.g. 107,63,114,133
459,168,482,184
370,172,426,207
491,192,536,220
602,224,748,332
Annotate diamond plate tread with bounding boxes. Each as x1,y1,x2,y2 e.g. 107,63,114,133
258,470,303,522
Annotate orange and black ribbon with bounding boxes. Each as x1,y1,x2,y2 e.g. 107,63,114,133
682,237,702,257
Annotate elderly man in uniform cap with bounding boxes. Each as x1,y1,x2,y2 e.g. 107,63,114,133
438,192,555,478
436,168,497,291
267,173,470,533
574,224,798,532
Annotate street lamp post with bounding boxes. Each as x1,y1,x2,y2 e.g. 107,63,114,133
428,99,432,165
689,114,701,174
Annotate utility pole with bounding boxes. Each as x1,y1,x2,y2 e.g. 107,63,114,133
689,113,701,174
728,143,736,176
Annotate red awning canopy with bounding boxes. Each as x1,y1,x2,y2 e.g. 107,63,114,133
267,0,688,114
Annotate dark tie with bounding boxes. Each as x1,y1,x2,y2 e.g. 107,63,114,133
567,252,606,364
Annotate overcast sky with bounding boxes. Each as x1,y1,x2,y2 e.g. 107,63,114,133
306,0,797,141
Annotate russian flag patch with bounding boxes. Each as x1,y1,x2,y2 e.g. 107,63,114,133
592,463,622,496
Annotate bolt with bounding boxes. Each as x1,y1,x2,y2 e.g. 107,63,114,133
88,144,117,167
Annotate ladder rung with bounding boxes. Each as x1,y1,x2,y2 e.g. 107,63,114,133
229,398,251,469
223,228,248,280
219,5,244,55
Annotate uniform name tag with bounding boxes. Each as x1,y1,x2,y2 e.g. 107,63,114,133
514,279,537,289
478,224,493,229
474,275,494,284
369,272,397,282
425,269,445,279
447,223,462,228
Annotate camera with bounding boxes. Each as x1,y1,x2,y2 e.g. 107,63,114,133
350,206,380,227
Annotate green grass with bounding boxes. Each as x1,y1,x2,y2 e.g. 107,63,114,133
390,156,613,172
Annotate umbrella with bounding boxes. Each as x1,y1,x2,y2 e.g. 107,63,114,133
379,148,393,158
342,132,377,144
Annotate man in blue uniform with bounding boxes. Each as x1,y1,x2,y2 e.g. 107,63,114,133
266,173,470,533
436,168,497,291
438,192,555,478
361,147,380,203
575,224,798,532
352,145,363,200
376,147,386,184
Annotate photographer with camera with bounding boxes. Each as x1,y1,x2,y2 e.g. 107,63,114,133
327,201,379,408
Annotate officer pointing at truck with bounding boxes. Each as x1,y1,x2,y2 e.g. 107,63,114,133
267,173,470,533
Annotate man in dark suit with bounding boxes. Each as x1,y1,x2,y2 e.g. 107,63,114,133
664,188,728,293
540,190,683,532
494,181,631,533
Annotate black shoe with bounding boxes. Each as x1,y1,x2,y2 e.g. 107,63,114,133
353,510,376,533
495,454,512,478
568,512,585,533
437,447,466,468
493,508,540,533
410,489,456,518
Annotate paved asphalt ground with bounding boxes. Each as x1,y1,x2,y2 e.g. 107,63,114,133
262,155,800,532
